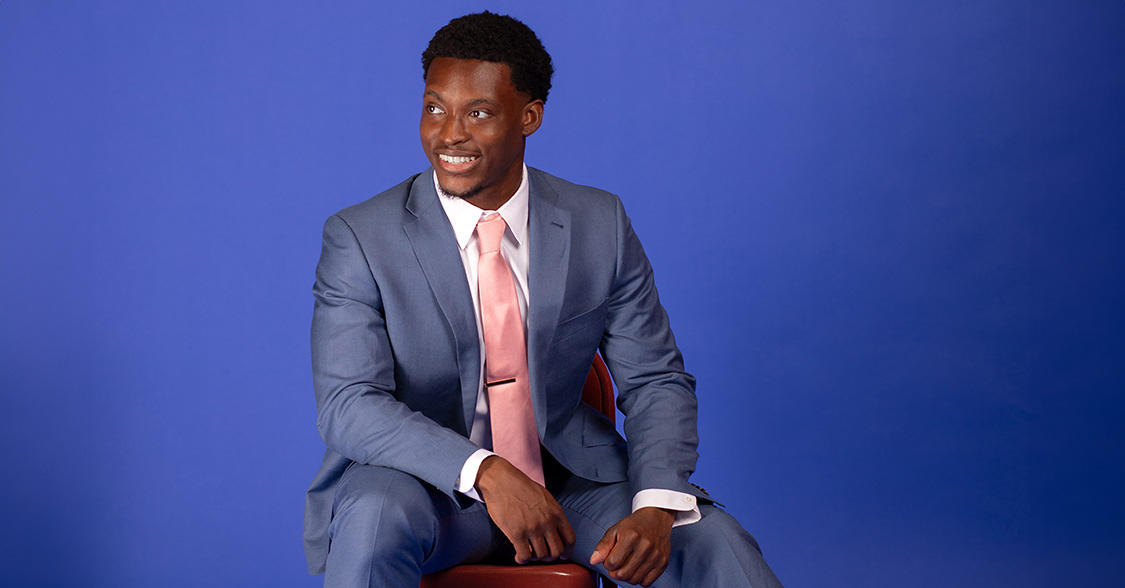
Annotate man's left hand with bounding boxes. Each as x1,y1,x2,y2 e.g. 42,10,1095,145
589,506,675,587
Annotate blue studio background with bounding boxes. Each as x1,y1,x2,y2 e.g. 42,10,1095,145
1,1,1122,587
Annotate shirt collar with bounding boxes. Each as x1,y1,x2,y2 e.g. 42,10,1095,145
436,164,530,251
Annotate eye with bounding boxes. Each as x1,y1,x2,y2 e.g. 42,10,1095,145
426,104,445,115
468,110,492,119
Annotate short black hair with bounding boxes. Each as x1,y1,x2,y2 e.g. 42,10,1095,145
422,11,554,103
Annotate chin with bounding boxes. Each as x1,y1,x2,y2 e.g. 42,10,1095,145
438,179,483,201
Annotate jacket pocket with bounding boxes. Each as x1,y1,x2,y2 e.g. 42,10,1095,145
581,407,624,447
552,297,609,345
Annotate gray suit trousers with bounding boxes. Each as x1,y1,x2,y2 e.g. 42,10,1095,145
323,463,784,588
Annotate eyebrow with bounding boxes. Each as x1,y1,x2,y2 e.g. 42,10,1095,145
424,90,499,108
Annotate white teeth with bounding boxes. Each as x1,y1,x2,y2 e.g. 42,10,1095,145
439,154,477,164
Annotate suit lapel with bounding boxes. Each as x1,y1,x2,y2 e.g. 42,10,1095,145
402,172,481,435
527,170,571,436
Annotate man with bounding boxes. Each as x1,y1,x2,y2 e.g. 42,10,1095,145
305,11,783,588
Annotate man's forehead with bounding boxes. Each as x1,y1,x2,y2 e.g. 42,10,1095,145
423,58,522,99
426,58,511,84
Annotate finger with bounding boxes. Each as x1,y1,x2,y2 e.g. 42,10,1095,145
640,562,668,588
528,533,551,562
621,532,665,585
542,527,565,561
621,549,659,587
604,531,639,573
510,533,533,565
633,542,669,587
559,518,576,560
589,529,617,566
608,542,647,584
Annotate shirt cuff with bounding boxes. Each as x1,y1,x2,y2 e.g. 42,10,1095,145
455,448,496,502
632,489,702,527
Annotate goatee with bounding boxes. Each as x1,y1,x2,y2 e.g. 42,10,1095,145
439,182,483,202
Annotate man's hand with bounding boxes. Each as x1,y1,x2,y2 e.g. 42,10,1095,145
589,507,675,587
475,456,576,564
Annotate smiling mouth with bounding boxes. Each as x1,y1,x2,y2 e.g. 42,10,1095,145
438,154,478,165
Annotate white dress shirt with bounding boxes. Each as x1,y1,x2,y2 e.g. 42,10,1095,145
436,165,700,526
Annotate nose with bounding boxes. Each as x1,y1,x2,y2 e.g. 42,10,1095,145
439,113,469,146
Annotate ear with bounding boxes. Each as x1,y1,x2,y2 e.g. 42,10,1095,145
522,100,544,137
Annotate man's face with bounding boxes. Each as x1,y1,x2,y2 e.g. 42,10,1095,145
421,58,543,208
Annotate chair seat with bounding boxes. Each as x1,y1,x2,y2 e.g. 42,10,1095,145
420,563,598,588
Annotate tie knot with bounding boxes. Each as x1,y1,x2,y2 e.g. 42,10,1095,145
476,214,507,253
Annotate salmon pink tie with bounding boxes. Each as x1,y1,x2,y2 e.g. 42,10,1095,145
475,214,545,486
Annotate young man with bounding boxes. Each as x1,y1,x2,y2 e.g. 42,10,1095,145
304,11,783,588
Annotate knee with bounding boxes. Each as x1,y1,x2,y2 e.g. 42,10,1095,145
664,507,782,587
331,465,439,549
674,506,761,555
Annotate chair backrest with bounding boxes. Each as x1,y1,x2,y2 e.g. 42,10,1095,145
580,354,615,425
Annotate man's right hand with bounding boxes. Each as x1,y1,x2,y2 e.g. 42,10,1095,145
475,455,576,564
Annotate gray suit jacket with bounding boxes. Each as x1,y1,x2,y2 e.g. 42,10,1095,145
304,167,701,573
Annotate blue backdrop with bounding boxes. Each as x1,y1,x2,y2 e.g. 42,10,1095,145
1,2,1122,587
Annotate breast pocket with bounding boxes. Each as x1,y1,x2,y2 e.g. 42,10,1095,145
551,297,609,346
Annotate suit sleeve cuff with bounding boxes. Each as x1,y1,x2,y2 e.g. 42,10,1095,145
632,489,702,527
455,448,495,502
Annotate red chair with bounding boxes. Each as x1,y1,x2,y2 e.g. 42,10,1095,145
421,355,616,588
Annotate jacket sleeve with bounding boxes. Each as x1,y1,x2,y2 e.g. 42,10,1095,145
599,199,703,499
311,214,480,497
